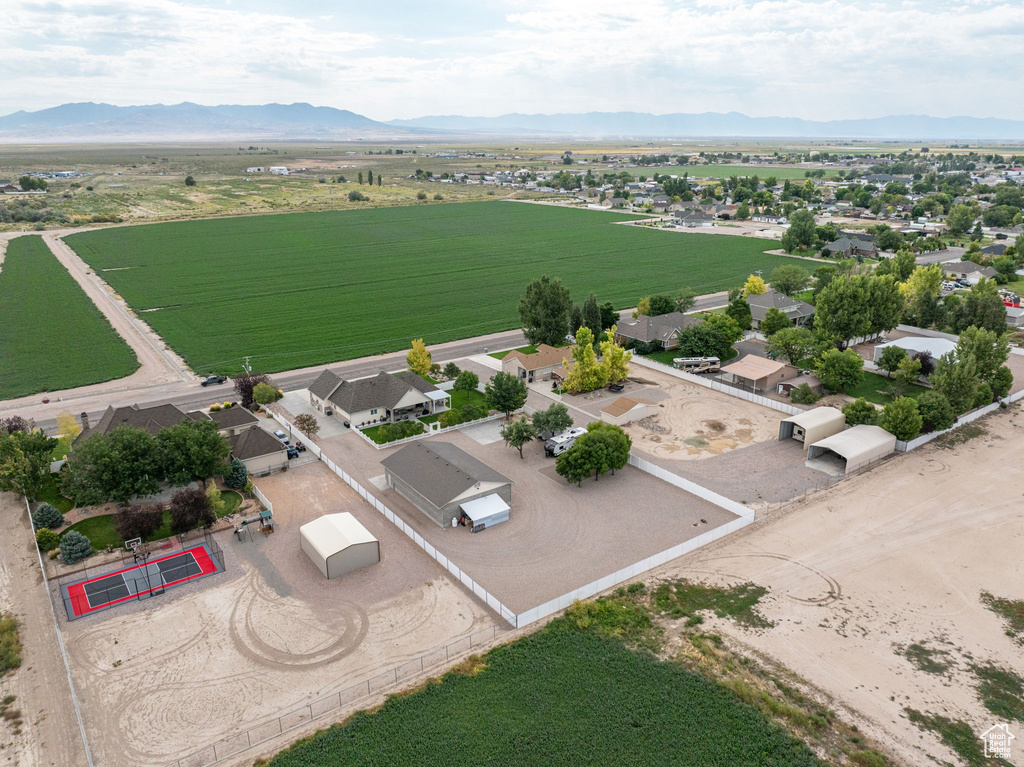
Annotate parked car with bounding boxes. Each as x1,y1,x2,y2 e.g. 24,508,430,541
200,375,227,386
294,441,307,452
286,446,299,459
273,429,290,444
608,383,625,392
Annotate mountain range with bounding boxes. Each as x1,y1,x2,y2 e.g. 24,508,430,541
2,102,1024,141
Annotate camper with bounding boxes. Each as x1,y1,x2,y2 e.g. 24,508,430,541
672,356,721,373
544,427,587,457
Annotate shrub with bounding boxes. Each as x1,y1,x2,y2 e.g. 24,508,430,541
843,397,878,426
376,421,424,442
991,365,1013,398
789,383,820,405
32,503,64,530
442,362,461,380
35,528,59,552
348,190,368,202
916,391,955,433
433,193,443,200
59,530,93,564
417,191,428,200
973,381,994,409
879,397,923,441
115,503,164,542
209,403,222,412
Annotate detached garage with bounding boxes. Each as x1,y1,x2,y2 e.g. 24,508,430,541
806,425,896,474
779,408,846,453
300,513,380,579
600,397,657,426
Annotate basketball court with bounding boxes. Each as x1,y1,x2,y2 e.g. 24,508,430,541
61,543,224,620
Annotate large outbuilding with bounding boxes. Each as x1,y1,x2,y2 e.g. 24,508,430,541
872,336,956,364
720,355,793,392
600,396,658,426
779,408,846,453
299,512,380,579
381,441,513,528
806,425,896,474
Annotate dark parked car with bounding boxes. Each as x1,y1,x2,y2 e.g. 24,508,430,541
200,375,228,386
286,446,299,459
608,383,625,392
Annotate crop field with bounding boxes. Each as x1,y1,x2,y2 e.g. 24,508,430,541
266,623,818,767
680,165,814,179
0,235,138,399
65,202,792,375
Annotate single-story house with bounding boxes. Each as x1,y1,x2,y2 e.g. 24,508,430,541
227,427,288,476
944,262,999,285
777,372,823,396
75,403,194,444
824,236,877,258
299,513,380,579
600,397,657,426
501,344,568,383
615,312,701,350
779,408,846,453
720,355,793,392
752,213,786,225
872,336,956,363
381,441,513,528
747,289,815,329
672,209,715,227
308,370,450,427
807,424,896,474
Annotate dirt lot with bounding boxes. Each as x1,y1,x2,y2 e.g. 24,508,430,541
58,463,495,767
649,406,1024,766
566,366,783,461
0,493,90,767
319,426,740,615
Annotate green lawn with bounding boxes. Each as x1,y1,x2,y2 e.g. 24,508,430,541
65,202,791,375
643,346,739,367
0,235,139,399
35,474,73,514
847,371,928,405
360,422,426,444
60,511,174,551
219,490,242,518
680,164,819,180
265,622,819,767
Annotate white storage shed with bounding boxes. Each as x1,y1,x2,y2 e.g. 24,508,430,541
806,425,896,474
300,513,380,579
779,408,846,453
459,494,510,530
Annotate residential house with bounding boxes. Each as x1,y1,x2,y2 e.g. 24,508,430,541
501,344,569,383
720,355,794,392
1005,306,1024,328
751,213,786,225
981,243,1008,257
188,406,259,437
671,209,714,228
824,236,877,258
615,312,702,350
381,441,513,528
74,403,196,444
746,289,815,329
944,262,998,285
226,426,288,476
308,370,450,427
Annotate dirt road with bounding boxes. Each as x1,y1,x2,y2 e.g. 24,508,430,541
652,408,1024,766
0,493,90,767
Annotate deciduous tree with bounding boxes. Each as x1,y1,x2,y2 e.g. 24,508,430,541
879,397,923,441
519,276,573,346
406,338,432,376
931,354,978,414
562,327,607,394
442,362,461,381
582,293,603,340
0,428,57,499
485,372,528,419
531,403,573,438
760,307,791,337
169,486,214,535
769,265,810,296
453,370,479,393
674,287,697,314
814,347,864,393
294,413,320,439
115,503,164,542
725,297,752,330
252,382,281,405
767,326,815,365
234,372,273,410
842,398,878,426
555,442,592,487
742,275,767,297
599,326,632,385
158,420,230,488
877,345,909,377
916,391,955,433
500,417,538,459
63,426,163,506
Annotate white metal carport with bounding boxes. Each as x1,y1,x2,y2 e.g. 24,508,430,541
806,425,896,474
779,408,846,453
299,513,380,579
460,494,510,530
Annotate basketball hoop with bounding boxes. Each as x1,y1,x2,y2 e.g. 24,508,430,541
125,537,142,552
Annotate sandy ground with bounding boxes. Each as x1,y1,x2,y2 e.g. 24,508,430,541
0,493,90,767
56,462,495,767
317,425,739,614
649,407,1024,767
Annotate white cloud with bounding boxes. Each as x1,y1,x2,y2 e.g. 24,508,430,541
1,0,1022,120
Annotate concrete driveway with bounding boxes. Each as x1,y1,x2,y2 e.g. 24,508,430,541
278,390,352,439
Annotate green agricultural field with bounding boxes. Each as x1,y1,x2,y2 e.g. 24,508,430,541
0,235,138,400
681,165,815,180
266,623,819,767
65,202,793,375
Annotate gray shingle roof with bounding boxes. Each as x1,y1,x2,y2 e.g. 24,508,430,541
204,407,259,429
228,427,287,460
381,441,512,509
325,371,439,413
616,312,701,344
309,369,344,401
77,403,191,443
746,289,815,323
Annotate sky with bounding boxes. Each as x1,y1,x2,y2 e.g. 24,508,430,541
2,0,1023,121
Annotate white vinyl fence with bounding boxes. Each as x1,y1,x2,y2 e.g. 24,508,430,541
631,355,802,415
894,387,1024,452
